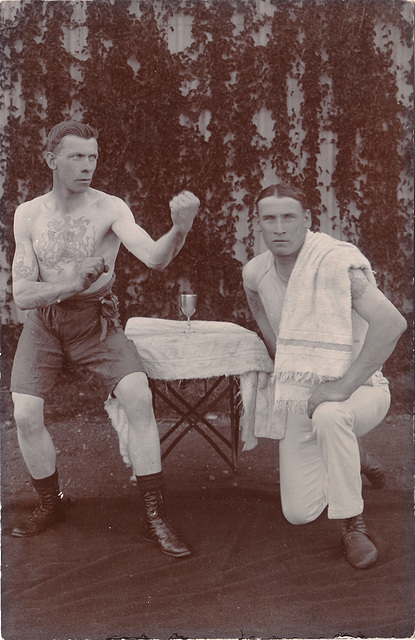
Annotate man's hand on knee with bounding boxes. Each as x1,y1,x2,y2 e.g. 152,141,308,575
307,380,352,418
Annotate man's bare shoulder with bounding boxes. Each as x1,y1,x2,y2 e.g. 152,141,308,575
14,195,51,233
90,188,127,207
349,267,373,301
89,188,131,219
15,194,49,217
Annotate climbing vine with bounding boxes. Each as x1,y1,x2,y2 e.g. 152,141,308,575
0,0,412,361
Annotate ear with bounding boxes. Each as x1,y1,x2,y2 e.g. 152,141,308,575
304,209,312,229
45,151,56,170
254,215,262,233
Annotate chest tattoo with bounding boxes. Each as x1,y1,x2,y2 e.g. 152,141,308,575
36,216,97,269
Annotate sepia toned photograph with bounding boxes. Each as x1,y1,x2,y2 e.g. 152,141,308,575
0,0,413,639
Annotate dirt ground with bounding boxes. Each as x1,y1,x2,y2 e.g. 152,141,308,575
1,369,413,504
1,321,413,504
1,355,414,640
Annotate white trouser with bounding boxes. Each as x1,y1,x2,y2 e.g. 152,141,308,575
279,382,391,523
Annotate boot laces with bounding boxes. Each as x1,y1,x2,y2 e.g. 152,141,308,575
342,515,368,536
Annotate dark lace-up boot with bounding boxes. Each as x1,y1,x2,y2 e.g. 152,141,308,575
11,469,65,538
141,489,192,558
358,440,385,488
341,514,378,569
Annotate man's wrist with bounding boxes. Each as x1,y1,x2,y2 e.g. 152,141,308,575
172,221,188,233
171,224,189,241
337,375,360,397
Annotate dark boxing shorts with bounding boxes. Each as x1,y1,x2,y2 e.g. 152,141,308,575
10,297,145,400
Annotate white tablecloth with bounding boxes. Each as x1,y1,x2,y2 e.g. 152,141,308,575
105,318,275,467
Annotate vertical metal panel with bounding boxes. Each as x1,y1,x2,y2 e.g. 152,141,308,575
0,0,412,321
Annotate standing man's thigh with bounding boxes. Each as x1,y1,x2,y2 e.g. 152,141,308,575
68,327,146,398
10,310,64,400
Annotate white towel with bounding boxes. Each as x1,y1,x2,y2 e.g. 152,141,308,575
272,231,376,424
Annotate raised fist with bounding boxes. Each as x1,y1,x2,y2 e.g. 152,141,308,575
169,191,200,234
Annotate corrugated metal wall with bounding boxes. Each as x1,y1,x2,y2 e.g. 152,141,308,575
1,0,413,322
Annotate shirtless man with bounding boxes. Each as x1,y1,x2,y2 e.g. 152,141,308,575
10,120,200,558
243,182,407,569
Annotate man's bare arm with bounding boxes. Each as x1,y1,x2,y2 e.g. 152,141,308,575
112,192,199,271
307,268,407,417
244,284,277,359
340,268,407,392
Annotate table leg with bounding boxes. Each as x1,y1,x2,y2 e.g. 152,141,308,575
229,376,240,484
148,377,240,473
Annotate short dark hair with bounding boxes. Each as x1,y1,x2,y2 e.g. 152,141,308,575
256,183,308,212
47,120,99,154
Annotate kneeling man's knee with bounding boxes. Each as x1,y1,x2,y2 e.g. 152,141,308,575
312,401,352,437
282,503,321,526
281,493,325,526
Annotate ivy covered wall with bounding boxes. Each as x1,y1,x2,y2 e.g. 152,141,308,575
0,0,413,336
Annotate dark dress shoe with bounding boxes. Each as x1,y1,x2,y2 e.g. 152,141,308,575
341,515,378,569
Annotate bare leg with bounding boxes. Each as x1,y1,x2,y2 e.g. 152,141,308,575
113,373,191,557
11,393,64,537
113,372,161,476
12,393,56,479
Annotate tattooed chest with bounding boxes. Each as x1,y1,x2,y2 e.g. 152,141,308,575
34,216,97,269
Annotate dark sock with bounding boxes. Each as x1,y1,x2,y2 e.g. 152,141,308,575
31,469,59,489
135,471,165,494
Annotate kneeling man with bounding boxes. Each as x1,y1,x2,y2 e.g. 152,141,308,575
243,183,407,569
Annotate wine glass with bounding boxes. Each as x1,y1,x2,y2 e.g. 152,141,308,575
180,293,197,333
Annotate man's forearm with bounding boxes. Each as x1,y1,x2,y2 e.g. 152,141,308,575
244,286,277,359
146,225,187,270
307,303,407,417
13,279,80,310
341,323,406,395
260,328,277,360
250,312,276,359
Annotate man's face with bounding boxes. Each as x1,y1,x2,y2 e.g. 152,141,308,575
50,135,98,193
257,196,311,259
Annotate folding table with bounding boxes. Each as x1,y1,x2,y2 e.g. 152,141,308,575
105,318,274,477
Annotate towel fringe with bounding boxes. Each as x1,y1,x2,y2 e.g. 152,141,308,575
273,370,337,386
274,398,309,414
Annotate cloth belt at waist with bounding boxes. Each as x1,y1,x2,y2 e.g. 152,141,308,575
50,274,121,341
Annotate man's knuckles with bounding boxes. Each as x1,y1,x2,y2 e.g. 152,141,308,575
170,191,199,210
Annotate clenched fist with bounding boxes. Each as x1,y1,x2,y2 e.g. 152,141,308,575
169,191,200,234
73,256,109,292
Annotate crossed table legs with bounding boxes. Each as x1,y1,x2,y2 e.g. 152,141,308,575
149,376,240,475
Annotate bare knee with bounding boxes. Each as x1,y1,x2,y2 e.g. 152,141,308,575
114,373,153,416
12,393,45,436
